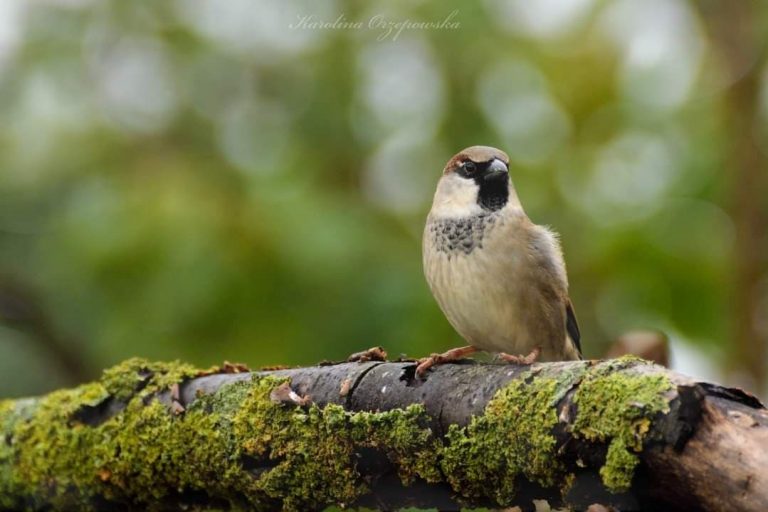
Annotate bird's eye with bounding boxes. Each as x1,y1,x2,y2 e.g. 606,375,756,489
463,161,477,173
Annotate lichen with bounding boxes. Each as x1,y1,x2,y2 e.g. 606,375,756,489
572,357,673,492
441,364,587,504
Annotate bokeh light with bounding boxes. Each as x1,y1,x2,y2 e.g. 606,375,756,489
0,0,767,398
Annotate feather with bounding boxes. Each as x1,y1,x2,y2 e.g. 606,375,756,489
565,299,582,356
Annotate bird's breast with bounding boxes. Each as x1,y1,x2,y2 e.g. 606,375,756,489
423,214,533,352
426,212,498,255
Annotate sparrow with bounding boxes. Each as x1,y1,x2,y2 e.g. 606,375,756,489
418,145,581,376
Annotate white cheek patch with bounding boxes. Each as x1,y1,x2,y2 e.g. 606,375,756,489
430,174,484,219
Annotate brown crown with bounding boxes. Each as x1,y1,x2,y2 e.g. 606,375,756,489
443,146,510,174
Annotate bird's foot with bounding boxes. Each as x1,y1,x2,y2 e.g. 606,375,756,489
498,346,541,365
415,345,477,378
347,346,388,363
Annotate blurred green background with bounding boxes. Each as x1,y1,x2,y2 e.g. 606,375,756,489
1,0,767,398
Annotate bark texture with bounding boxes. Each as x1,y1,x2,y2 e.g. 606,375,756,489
0,356,765,512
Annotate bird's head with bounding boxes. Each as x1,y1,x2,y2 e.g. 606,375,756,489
430,146,520,219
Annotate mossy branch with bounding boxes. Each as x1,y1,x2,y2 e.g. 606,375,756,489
0,356,766,511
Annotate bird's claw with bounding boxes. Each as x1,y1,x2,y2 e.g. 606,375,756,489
415,353,441,378
347,346,388,363
498,346,541,365
415,346,478,379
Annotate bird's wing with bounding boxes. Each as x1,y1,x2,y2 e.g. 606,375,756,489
565,299,582,357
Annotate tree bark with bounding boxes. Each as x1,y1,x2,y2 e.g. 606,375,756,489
0,356,765,511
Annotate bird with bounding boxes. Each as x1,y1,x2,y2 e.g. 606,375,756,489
418,145,581,377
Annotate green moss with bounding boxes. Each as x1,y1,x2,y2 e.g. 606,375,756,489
441,364,587,504
98,393,242,506
0,400,16,508
0,361,441,511
231,375,439,510
3,384,107,509
349,405,442,485
572,357,673,492
101,357,198,401
0,359,213,510
0,357,676,510
229,376,363,510
601,438,638,491
438,358,673,502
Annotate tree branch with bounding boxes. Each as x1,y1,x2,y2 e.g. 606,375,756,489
0,356,765,511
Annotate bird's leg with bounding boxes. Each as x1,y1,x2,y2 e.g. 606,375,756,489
498,346,541,365
416,346,477,378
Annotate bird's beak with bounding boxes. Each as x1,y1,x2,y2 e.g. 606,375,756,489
484,158,508,181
